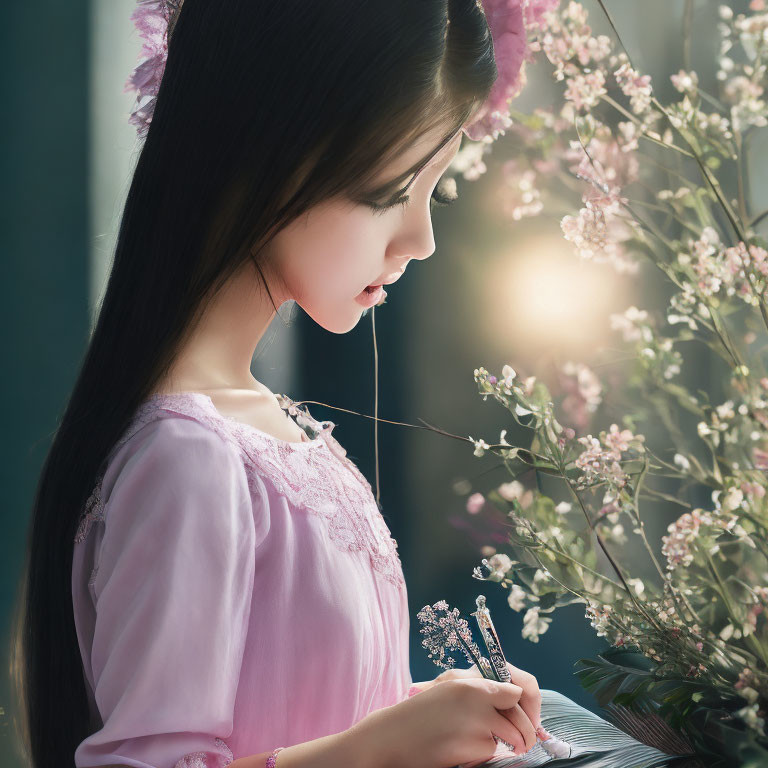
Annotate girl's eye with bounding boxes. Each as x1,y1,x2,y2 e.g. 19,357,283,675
363,178,459,216
363,195,411,216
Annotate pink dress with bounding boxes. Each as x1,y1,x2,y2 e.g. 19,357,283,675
71,392,412,768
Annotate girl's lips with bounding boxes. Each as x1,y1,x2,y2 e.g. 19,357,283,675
355,285,386,308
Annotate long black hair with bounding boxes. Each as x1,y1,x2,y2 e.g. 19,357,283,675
10,0,497,764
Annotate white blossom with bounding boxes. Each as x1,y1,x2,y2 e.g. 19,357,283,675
507,584,528,612
522,607,552,642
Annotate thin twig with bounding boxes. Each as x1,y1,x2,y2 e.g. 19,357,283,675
594,0,747,242
751,208,768,229
682,0,694,73
371,307,381,507
290,398,554,467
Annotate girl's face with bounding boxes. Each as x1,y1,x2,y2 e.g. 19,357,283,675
266,123,465,334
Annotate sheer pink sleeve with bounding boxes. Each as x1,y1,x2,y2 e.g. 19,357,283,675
74,417,258,768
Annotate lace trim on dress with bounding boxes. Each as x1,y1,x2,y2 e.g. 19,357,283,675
212,394,406,589
73,393,405,589
74,482,105,544
173,737,234,768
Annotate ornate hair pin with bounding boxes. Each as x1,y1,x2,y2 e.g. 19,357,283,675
417,596,572,760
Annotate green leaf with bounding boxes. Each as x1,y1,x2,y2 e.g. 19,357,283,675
600,646,659,673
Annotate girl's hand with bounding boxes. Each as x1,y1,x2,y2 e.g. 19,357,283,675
351,677,534,768
431,662,550,740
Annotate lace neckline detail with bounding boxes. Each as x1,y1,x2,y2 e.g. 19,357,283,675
143,391,334,449
76,389,406,588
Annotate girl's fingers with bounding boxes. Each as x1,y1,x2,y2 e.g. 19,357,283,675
486,681,523,711
434,664,478,684
505,662,543,731
489,709,527,755
498,704,537,753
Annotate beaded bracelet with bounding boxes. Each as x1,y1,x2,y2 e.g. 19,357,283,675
265,746,285,767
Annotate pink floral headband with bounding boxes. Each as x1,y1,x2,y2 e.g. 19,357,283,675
124,0,552,142
463,0,560,141
124,0,184,138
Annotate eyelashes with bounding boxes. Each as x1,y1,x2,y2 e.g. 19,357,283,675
363,177,459,216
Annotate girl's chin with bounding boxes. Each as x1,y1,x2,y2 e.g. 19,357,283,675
297,293,387,334
306,308,369,335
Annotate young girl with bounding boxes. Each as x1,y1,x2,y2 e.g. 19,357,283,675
12,1,550,767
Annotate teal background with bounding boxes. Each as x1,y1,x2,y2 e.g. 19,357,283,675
2,2,91,765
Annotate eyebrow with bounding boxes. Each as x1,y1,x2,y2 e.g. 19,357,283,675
366,129,462,201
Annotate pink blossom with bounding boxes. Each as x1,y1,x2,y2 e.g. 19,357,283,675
500,160,544,220
670,69,699,94
523,0,561,30
753,447,768,470
497,480,534,509
585,601,614,638
617,121,640,152
558,361,602,431
565,130,640,190
596,501,620,520
466,492,486,514
564,70,607,111
539,2,613,81
662,508,743,570
604,423,634,454
573,424,642,490
614,61,654,115
662,510,708,569
740,481,765,500
735,667,759,692
684,231,768,305
560,195,638,274
723,75,768,131
575,435,629,488
451,141,491,180
610,306,651,344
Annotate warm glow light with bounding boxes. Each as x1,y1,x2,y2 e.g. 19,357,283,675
481,233,635,368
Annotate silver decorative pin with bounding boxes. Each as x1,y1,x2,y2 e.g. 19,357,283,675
472,595,572,760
